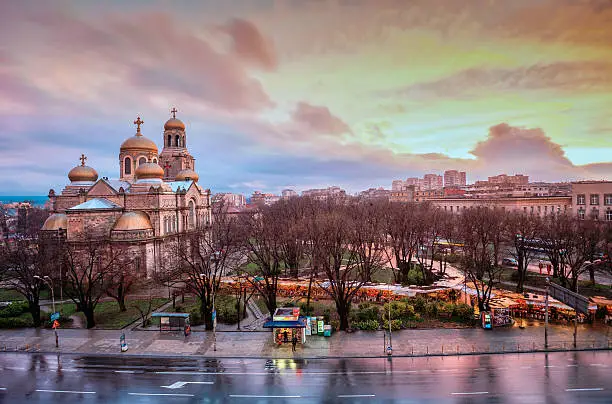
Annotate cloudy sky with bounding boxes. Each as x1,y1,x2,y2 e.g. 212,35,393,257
1,0,611,196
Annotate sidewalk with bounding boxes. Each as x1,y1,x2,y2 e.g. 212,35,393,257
1,321,609,359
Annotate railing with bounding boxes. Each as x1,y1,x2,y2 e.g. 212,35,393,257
399,339,611,356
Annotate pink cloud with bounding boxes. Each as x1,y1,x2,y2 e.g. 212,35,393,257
291,102,352,135
221,18,278,71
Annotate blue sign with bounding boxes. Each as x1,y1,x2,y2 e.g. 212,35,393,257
212,310,217,321
50,312,60,321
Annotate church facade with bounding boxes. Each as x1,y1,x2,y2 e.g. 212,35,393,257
40,109,211,277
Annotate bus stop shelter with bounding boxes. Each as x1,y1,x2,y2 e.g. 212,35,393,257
151,312,190,332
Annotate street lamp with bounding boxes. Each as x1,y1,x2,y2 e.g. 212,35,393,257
34,275,58,348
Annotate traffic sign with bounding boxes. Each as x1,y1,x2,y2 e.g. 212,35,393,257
52,320,60,329
50,312,60,321
548,283,589,314
212,310,216,321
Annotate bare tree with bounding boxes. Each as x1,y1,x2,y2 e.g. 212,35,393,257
349,199,386,283
505,211,542,292
383,202,419,284
276,198,307,278
169,201,244,330
413,203,442,285
0,238,53,327
242,204,284,315
62,239,120,328
458,207,504,312
105,250,139,312
311,199,367,330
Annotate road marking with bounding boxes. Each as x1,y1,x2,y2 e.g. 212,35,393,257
128,392,195,397
544,365,557,368
162,381,214,389
338,394,375,398
566,388,604,392
230,395,301,398
36,389,96,394
6,367,26,371
155,370,427,376
0,388,6,391
589,364,607,367
115,370,136,374
567,364,578,367
451,391,489,396
520,366,532,369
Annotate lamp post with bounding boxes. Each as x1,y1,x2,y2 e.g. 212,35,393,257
35,275,58,348
387,282,392,356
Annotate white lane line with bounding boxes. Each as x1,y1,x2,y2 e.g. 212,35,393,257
128,392,195,397
114,370,136,374
6,367,26,371
567,365,578,367
520,366,532,369
338,394,376,398
0,388,7,391
36,389,96,394
544,365,557,368
230,395,301,398
566,388,604,392
162,381,214,389
451,391,489,396
589,364,607,367
155,370,423,376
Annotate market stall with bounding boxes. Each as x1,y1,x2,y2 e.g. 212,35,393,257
263,307,308,345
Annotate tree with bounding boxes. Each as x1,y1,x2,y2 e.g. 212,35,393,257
105,250,139,312
310,199,367,330
276,198,308,278
458,207,504,312
243,204,285,315
62,239,119,329
383,202,419,284
169,200,245,330
413,203,442,285
505,211,542,293
0,238,53,327
349,199,387,283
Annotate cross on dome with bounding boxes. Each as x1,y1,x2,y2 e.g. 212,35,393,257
170,107,178,119
80,154,87,166
134,116,144,134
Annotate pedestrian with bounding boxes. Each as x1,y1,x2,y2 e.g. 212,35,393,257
291,335,297,352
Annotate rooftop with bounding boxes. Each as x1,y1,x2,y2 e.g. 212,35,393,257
67,198,122,211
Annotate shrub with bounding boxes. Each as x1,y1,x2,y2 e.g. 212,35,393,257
413,296,426,313
355,303,380,322
189,308,203,326
353,319,379,330
0,317,33,328
424,301,439,318
452,303,474,323
382,319,402,331
383,302,416,322
330,319,340,331
0,301,29,318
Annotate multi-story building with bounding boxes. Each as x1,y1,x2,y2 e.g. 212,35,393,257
250,191,280,205
422,174,443,190
486,174,529,186
358,187,391,200
214,193,246,207
430,196,572,217
282,189,298,199
302,186,347,200
443,170,467,188
571,181,612,221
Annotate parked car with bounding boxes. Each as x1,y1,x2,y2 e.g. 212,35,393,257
502,257,518,267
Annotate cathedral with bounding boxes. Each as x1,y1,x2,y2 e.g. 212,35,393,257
40,109,211,277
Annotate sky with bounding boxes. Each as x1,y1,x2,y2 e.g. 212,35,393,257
1,0,611,196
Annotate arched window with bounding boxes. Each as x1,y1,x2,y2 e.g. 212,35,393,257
124,157,132,175
188,200,195,228
167,134,172,147
182,136,186,148
152,158,157,164
138,157,147,166
176,135,181,147
164,217,168,234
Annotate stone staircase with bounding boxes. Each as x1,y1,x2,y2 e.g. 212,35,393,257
242,299,269,331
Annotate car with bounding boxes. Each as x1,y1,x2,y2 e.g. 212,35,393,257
502,258,518,267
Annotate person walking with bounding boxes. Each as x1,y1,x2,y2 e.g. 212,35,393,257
291,335,297,352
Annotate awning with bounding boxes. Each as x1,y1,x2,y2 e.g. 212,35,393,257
263,318,307,328
151,312,190,318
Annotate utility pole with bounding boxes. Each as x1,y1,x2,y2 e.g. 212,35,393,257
544,277,549,350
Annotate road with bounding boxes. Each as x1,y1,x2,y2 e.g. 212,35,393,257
0,351,609,403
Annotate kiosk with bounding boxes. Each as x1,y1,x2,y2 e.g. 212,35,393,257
263,307,307,345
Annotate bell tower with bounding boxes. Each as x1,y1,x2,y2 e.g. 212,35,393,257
158,107,196,181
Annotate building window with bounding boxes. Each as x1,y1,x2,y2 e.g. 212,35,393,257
606,210,612,221
152,158,157,164
523,207,527,213
538,206,541,213
124,157,132,175
591,208,599,220
167,134,172,147
578,209,585,220
138,156,147,166
576,194,585,205
176,135,181,147
530,206,534,214
135,257,141,272
605,194,612,206
590,194,600,205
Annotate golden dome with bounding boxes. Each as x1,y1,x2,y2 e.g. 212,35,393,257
135,162,164,180
175,169,199,182
41,213,67,231
121,116,158,153
164,118,185,131
68,154,98,182
112,211,153,231
120,134,158,153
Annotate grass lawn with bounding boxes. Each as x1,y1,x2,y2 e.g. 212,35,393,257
371,267,394,284
60,298,168,329
0,289,50,302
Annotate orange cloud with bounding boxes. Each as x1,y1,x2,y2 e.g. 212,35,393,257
291,102,352,135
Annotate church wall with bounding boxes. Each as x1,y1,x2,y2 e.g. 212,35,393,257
54,196,84,212
66,211,122,241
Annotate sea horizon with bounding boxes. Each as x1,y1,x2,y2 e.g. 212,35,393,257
0,195,48,207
